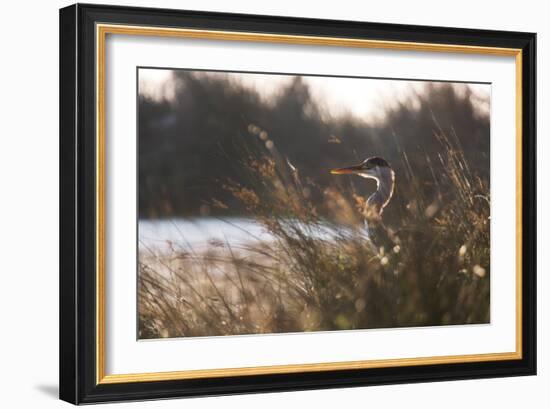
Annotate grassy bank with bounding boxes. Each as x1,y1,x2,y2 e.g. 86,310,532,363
138,129,490,339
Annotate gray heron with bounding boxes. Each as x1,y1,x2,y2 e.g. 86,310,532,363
330,156,395,247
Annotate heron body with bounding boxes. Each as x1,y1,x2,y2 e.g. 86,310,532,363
330,156,395,248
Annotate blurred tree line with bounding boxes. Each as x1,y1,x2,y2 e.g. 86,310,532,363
138,71,489,222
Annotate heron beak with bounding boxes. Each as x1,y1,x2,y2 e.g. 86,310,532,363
330,164,364,175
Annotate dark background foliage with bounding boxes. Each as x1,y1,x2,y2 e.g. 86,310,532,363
138,70,489,228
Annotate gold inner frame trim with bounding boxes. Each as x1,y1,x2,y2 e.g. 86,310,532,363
96,23,523,385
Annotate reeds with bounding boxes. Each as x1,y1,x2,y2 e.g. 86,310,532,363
138,127,490,339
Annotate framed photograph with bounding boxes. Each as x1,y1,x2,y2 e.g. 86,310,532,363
59,3,536,404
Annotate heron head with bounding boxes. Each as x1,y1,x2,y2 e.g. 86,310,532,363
330,156,391,179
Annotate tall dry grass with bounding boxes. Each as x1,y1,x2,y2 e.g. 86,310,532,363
138,126,490,339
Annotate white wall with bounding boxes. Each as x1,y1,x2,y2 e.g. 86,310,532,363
0,0,546,407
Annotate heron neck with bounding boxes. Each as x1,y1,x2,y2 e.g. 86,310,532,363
366,168,395,217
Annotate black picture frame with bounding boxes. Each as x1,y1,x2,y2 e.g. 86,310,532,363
60,3,536,404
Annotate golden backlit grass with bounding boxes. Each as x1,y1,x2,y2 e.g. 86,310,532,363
138,129,490,339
